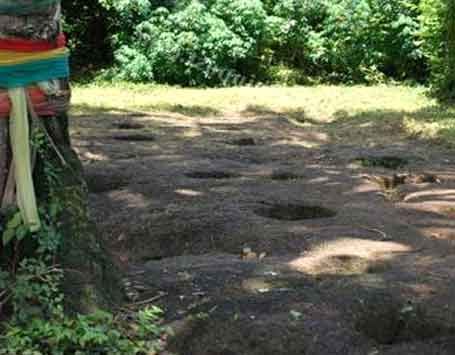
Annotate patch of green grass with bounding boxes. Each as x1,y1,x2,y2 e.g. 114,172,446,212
71,82,455,146
352,156,409,169
403,106,455,145
72,83,428,117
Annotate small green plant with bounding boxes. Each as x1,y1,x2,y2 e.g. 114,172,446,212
352,156,409,170
0,306,167,354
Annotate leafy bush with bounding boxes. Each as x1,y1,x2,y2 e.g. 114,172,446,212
101,0,268,86
322,0,424,82
64,0,452,89
97,0,428,86
114,3,237,84
420,0,455,99
264,0,330,76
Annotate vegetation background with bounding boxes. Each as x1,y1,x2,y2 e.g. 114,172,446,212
62,0,454,98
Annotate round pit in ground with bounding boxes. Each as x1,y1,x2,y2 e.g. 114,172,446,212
185,171,241,179
254,203,336,221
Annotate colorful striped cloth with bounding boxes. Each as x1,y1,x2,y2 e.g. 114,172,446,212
9,87,40,231
0,35,69,88
0,47,67,65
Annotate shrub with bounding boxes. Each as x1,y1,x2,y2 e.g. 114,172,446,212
103,0,268,86
264,0,329,76
420,0,455,100
99,0,427,86
322,0,424,83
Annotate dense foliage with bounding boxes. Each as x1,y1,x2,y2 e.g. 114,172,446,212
419,0,455,99
58,0,455,92
419,0,445,94
61,0,114,73
90,0,425,85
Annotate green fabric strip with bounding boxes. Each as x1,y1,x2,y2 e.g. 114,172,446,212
0,0,59,15
9,87,40,232
0,55,69,89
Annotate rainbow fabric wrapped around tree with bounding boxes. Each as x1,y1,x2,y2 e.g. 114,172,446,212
0,0,70,232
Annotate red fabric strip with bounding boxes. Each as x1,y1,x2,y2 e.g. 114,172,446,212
0,91,9,118
0,33,66,52
0,88,56,118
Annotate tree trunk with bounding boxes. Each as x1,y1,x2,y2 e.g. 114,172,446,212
0,8,122,312
0,4,60,41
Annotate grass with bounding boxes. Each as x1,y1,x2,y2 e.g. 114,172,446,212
71,82,455,146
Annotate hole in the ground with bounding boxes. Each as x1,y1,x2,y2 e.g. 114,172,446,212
113,122,146,130
228,138,256,146
222,126,243,131
126,113,148,118
85,173,128,193
168,315,307,355
269,171,303,181
141,255,164,262
353,156,408,169
185,171,240,179
112,133,156,142
254,203,336,221
333,255,354,262
365,260,392,274
356,294,451,345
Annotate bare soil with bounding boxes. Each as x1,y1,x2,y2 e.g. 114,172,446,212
72,108,455,354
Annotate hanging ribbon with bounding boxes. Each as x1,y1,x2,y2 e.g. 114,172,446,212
8,88,40,232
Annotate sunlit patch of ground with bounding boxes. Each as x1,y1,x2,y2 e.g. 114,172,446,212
287,237,411,276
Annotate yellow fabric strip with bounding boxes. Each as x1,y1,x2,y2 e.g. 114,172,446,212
8,87,41,232
0,48,68,66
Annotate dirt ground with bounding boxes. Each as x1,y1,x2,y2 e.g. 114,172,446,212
72,104,455,354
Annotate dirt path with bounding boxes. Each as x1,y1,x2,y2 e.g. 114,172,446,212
73,108,455,354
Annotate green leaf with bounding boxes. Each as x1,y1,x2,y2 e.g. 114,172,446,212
16,226,29,241
3,228,16,246
7,212,22,229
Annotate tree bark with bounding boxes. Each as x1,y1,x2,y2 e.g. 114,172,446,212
0,4,60,40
